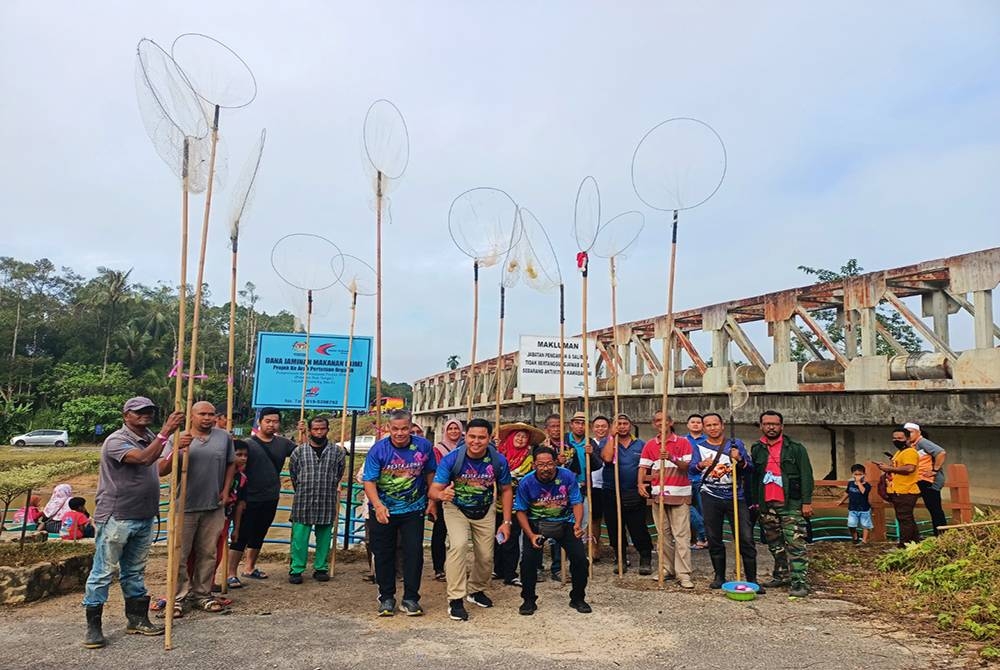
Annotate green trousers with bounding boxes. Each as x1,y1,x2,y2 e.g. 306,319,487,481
290,522,333,575
759,505,808,587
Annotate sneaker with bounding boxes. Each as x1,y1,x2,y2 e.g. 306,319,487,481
434,572,447,582
755,584,767,595
762,577,790,588
789,584,809,598
679,579,695,589
503,577,522,587
709,577,724,589
288,572,303,585
466,591,493,608
377,597,396,616
638,555,652,576
536,571,548,582
313,570,330,582
569,599,592,614
518,600,537,616
400,599,423,616
448,599,469,621
550,571,561,582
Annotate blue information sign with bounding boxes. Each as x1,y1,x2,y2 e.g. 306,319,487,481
252,332,372,411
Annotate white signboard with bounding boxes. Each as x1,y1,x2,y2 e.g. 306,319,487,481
518,334,596,396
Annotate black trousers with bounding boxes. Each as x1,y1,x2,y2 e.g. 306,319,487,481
520,522,588,603
493,512,522,581
602,490,653,556
701,493,757,582
370,510,424,602
431,502,447,573
917,481,947,535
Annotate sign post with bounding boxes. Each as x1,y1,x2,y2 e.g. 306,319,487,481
517,334,596,397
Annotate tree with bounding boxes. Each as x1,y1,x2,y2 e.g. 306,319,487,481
446,355,460,370
792,259,922,362
82,268,133,377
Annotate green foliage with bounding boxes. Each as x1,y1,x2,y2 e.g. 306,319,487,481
792,259,923,362
59,395,127,441
42,362,134,408
0,401,33,440
981,645,1000,660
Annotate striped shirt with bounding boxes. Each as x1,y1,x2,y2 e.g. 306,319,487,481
639,433,693,503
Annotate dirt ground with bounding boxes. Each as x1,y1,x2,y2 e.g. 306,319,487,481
0,538,968,670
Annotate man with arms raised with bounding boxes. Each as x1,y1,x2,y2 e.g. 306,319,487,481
160,400,236,615
362,409,436,616
430,418,513,621
82,397,184,648
227,408,296,586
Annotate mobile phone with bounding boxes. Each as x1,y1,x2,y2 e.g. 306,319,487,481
883,451,894,459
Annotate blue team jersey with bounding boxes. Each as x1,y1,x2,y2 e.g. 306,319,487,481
362,435,436,515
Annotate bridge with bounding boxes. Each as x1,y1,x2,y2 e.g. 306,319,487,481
412,247,1000,502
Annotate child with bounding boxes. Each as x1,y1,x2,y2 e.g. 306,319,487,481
838,464,873,544
221,440,249,590
12,495,42,530
60,497,95,540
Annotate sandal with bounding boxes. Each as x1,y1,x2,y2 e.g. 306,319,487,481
198,598,229,613
155,602,184,619
227,576,243,589
241,568,268,580
214,596,233,607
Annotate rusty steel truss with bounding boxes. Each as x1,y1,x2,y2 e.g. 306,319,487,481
413,247,1000,413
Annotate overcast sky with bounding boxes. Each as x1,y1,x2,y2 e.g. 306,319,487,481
2,2,998,383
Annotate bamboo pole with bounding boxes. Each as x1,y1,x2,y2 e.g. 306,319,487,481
163,139,189,648
299,290,314,430
374,171,384,434
331,290,358,576
657,211,679,589
220,239,237,595
466,261,480,422
494,285,505,433
607,256,624,579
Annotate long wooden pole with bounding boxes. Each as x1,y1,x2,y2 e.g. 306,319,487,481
220,238,237,595
466,260,479,422
164,138,190,649
494,285,505,433
331,290,358,576
583,261,593,578
299,290,314,429
657,211,679,588
374,171,384,434
608,257,623,578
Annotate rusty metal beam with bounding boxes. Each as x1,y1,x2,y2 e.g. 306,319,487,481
883,289,958,362
795,305,849,368
724,315,768,372
789,322,825,360
874,320,909,356
943,289,1000,339
672,328,708,374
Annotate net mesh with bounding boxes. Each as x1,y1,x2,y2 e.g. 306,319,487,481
448,187,520,267
592,211,645,259
134,38,211,191
170,33,257,109
516,207,562,293
334,254,377,297
631,117,727,212
573,176,602,252
729,363,750,412
363,99,410,181
228,128,266,243
271,234,344,291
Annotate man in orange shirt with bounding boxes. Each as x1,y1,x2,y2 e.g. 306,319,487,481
876,426,920,547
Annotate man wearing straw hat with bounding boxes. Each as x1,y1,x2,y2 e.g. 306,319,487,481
750,410,814,598
159,401,236,616
638,411,694,588
429,417,513,621
82,397,184,649
287,416,346,584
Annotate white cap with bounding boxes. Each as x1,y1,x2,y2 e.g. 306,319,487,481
903,422,920,431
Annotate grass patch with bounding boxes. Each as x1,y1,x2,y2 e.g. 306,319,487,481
0,446,101,473
0,541,93,567
811,510,1000,662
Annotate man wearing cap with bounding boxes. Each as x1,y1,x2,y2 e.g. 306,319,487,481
159,400,236,614
600,413,653,574
82,397,185,649
904,422,948,535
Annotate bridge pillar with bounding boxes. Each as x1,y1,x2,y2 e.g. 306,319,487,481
703,305,729,393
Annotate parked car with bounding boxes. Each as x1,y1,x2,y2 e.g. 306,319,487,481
9,429,70,447
335,434,376,455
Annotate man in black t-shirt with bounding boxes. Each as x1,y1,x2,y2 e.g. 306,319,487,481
226,408,297,586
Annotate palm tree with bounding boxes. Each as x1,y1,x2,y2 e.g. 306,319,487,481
446,354,460,370
85,267,133,377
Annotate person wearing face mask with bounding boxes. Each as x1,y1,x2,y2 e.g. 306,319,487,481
876,427,921,547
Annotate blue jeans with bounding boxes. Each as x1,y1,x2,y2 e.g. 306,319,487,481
82,516,155,607
690,479,706,542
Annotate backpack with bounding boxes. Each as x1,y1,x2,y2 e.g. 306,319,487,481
449,443,503,480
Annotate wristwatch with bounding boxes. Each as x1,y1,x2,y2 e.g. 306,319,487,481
501,520,512,526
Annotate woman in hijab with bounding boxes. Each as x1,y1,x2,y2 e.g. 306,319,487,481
493,422,545,585
40,483,73,533
431,419,464,581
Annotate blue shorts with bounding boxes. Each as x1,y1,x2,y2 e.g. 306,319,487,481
847,510,873,530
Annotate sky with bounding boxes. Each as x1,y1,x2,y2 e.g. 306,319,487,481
2,2,998,383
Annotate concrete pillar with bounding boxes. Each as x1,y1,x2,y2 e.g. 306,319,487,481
838,308,858,359
773,318,791,364
712,328,729,368
973,289,995,349
859,307,876,357
930,290,951,345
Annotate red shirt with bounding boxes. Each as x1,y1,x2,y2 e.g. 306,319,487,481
639,434,693,504
763,437,785,504
60,510,91,540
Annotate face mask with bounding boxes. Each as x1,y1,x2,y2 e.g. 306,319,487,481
892,439,907,449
